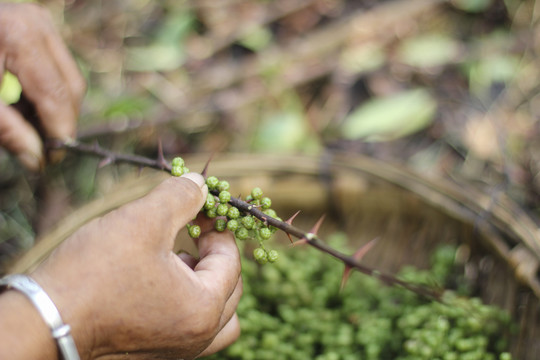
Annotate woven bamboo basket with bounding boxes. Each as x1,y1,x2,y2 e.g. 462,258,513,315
10,153,540,359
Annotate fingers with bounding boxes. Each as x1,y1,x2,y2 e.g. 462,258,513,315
0,102,43,170
219,273,243,329
196,313,241,358
105,173,207,250
4,5,81,141
194,226,241,302
0,3,85,169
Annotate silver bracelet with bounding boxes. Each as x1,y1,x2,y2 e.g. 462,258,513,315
0,274,80,360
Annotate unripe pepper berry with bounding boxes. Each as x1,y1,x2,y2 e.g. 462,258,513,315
227,206,240,219
206,176,219,190
267,249,279,263
251,187,263,200
215,218,227,232
241,216,256,230
235,227,249,240
219,190,231,203
258,227,272,240
227,219,239,232
217,203,229,216
253,247,268,265
261,197,272,209
171,165,185,177
217,180,230,192
204,193,216,210
188,224,201,238
171,157,185,168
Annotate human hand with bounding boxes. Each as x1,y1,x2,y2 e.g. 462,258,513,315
0,3,85,171
31,173,242,359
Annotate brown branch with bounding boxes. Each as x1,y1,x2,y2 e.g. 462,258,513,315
47,138,442,300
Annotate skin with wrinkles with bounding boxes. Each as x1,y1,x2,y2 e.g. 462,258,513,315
0,173,243,360
0,3,85,170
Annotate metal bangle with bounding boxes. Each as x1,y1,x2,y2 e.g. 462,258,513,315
0,274,80,360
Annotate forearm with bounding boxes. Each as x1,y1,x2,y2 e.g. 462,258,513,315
0,290,58,360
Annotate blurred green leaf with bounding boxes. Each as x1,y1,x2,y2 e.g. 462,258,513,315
102,96,152,118
239,26,273,52
125,11,194,71
397,34,461,68
125,44,185,72
467,55,519,99
341,89,437,141
340,43,386,74
254,111,308,152
0,71,22,104
451,0,493,13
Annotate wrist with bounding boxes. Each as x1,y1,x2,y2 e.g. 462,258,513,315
0,290,58,359
31,271,96,360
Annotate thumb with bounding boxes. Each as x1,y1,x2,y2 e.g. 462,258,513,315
106,172,208,250
0,101,44,171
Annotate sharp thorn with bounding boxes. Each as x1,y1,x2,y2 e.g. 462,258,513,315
353,237,379,261
309,214,326,236
285,210,301,225
286,233,294,244
201,152,216,178
98,157,113,168
156,139,167,169
291,239,308,247
340,265,353,292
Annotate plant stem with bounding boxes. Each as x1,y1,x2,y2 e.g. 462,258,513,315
47,138,441,300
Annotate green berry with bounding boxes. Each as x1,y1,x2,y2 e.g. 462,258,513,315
241,216,255,230
245,194,254,202
263,208,277,218
258,227,272,240
206,176,219,190
227,206,240,219
217,180,230,192
206,207,217,218
227,219,239,232
235,227,249,240
171,157,185,167
183,167,190,173
217,203,229,216
253,248,268,265
267,249,279,263
204,194,216,210
188,224,201,238
219,190,231,204
261,197,272,209
171,165,185,177
215,218,227,232
251,187,263,200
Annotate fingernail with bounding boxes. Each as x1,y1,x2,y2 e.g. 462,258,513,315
18,151,44,172
181,172,206,189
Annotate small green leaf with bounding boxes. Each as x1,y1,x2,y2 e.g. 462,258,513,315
254,111,307,152
125,44,185,72
397,34,461,68
239,26,273,52
451,0,493,13
0,72,22,104
341,89,437,141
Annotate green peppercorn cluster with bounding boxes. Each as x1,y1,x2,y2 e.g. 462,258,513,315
204,236,514,360
170,157,190,177
170,157,281,264
205,176,281,264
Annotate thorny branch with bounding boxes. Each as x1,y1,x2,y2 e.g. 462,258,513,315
47,138,441,300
